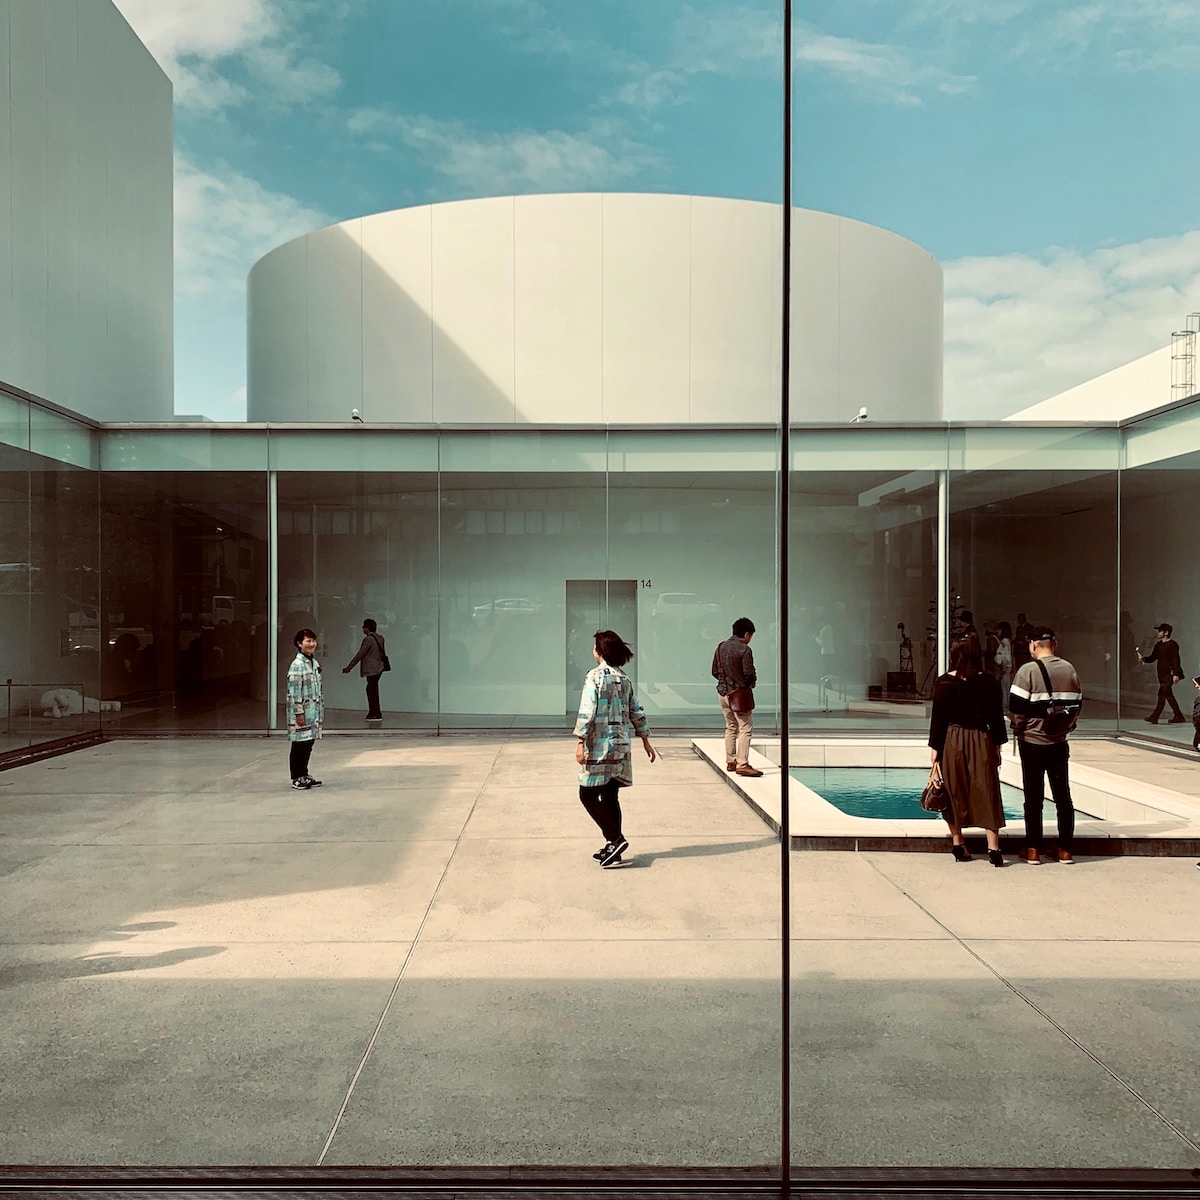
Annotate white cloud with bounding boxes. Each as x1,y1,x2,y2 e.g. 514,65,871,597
174,154,332,297
943,229,1200,418
906,0,1200,70
112,0,339,111
346,111,660,194
611,7,974,111
793,27,975,105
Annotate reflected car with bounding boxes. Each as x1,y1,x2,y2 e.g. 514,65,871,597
472,597,543,622
651,592,721,621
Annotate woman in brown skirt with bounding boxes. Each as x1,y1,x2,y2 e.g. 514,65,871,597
928,634,1008,866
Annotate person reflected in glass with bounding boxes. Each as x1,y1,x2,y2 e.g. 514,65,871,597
573,629,656,869
287,628,324,789
928,634,1008,867
1012,612,1035,672
993,620,1014,692
1137,622,1185,724
343,616,386,722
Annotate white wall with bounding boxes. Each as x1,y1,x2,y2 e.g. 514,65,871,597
1006,345,1173,423
0,0,172,420
247,194,943,424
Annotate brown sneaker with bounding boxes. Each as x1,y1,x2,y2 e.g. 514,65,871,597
735,765,764,778
1021,848,1041,865
1057,849,1075,864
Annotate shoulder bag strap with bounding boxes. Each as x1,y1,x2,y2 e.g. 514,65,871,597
1035,658,1054,700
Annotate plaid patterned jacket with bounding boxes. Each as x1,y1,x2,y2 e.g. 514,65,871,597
574,663,650,788
286,651,324,743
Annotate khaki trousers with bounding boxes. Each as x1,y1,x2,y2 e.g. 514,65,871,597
720,693,753,767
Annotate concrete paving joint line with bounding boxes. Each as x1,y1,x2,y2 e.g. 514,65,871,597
863,855,1200,1161
315,746,499,1165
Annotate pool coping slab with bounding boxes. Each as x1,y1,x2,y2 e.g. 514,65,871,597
692,737,1200,856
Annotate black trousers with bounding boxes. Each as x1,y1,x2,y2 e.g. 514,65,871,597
578,780,624,843
364,673,382,719
1018,739,1074,851
289,740,314,781
1149,680,1182,720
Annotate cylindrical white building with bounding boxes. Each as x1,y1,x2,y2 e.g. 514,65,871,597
247,193,942,424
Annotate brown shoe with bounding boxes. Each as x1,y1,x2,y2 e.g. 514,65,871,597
735,765,764,778
1021,848,1041,865
726,762,737,773
1057,849,1075,864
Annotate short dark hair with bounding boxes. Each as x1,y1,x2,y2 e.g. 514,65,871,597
293,627,317,648
948,634,983,678
594,629,633,668
732,617,755,638
363,618,377,632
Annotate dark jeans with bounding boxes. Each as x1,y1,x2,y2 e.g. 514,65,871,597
1018,739,1074,852
365,673,382,719
578,780,624,844
1149,681,1182,720
289,739,314,781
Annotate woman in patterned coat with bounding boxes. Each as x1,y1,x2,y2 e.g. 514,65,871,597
573,629,657,868
286,627,324,789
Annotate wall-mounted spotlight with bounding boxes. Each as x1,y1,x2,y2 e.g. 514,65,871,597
850,406,868,423
351,408,364,423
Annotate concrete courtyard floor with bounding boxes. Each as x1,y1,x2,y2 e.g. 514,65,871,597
0,734,1197,1171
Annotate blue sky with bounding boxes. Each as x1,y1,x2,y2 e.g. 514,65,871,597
112,0,1200,421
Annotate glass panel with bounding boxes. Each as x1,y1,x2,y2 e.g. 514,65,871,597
607,430,778,729
438,431,608,727
788,430,945,731
26,450,101,746
276,471,439,727
100,472,269,731
949,427,1119,736
0,396,103,758
101,428,268,472
30,403,98,470
0,429,32,756
1119,402,1200,743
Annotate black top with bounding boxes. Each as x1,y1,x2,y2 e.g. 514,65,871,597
927,671,1008,756
1142,638,1183,683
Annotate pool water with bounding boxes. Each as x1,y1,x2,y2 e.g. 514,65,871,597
791,766,1033,822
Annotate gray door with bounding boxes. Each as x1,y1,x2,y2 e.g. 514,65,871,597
564,580,638,713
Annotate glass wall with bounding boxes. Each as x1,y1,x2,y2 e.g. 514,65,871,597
98,470,269,732
5,404,1197,753
789,430,943,729
1120,405,1200,747
0,391,101,755
949,427,1120,733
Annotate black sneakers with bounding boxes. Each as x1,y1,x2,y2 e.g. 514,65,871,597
290,777,310,790
599,838,628,868
302,776,322,787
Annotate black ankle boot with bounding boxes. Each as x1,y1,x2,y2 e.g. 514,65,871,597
988,849,1004,867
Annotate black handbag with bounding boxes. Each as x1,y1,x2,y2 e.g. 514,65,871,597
371,633,391,672
920,762,950,813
